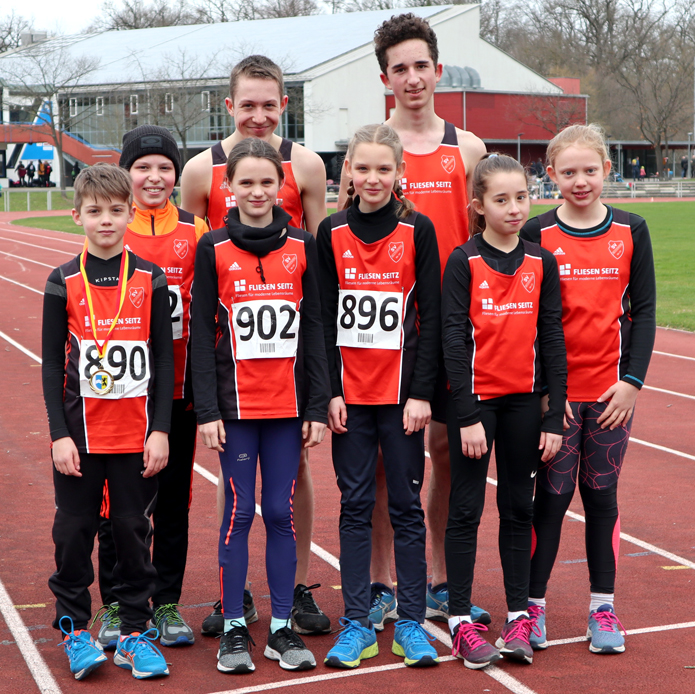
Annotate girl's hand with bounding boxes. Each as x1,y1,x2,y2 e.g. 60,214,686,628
143,431,169,478
539,431,563,462
596,381,639,430
564,400,575,430
302,421,327,448
328,397,348,434
540,394,549,416
52,437,81,477
460,422,487,459
403,398,431,435
200,420,226,451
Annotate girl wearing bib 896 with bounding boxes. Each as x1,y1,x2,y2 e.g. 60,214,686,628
318,124,441,669
191,138,330,674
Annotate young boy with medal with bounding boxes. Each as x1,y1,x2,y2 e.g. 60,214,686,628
41,164,175,680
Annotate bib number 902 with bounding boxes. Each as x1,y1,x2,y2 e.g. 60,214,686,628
336,289,402,350
232,299,299,360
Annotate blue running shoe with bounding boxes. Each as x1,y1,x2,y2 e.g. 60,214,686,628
527,603,548,650
425,583,491,626
392,620,440,667
587,605,625,654
58,616,107,680
369,582,399,632
114,629,170,678
324,618,378,669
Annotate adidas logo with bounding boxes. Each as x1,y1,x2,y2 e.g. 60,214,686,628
228,262,242,271
478,280,489,289
553,247,565,256
342,249,354,258
79,298,85,305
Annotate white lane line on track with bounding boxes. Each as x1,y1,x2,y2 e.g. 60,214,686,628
546,620,695,647
0,331,42,362
0,225,84,246
653,350,695,362
0,275,43,295
0,580,62,694
0,250,54,269
629,437,695,461
0,236,75,256
642,384,695,401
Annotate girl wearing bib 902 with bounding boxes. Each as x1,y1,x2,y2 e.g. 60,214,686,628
318,124,441,669
191,138,330,674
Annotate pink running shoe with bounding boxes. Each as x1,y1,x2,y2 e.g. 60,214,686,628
495,616,539,664
451,621,502,670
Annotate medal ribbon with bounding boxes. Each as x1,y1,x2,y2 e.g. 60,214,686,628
79,240,130,363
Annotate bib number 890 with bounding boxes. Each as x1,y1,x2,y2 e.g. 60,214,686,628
336,289,402,350
79,340,150,399
232,299,299,360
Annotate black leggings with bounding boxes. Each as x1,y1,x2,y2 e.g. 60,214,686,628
445,393,541,615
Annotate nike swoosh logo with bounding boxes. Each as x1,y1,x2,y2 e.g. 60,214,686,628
531,471,537,478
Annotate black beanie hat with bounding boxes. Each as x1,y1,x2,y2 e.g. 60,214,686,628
120,125,181,181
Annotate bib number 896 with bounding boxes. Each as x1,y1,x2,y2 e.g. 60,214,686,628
337,289,402,350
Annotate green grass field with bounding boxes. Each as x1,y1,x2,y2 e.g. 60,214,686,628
2,189,75,212
14,200,694,331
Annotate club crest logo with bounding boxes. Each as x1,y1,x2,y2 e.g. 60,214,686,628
608,240,624,259
282,253,297,274
129,287,145,308
441,155,456,174
388,241,404,263
173,239,188,259
521,272,536,293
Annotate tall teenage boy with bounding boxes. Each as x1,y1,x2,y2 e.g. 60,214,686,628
95,126,208,649
42,164,174,680
181,54,330,635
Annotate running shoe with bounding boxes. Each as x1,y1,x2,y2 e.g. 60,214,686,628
391,620,440,667
324,617,378,669
149,603,195,646
58,616,107,680
92,602,121,651
114,629,169,679
495,615,538,664
587,605,626,654
425,582,491,625
527,603,548,650
201,591,258,636
264,626,316,670
292,583,331,635
217,622,255,673
451,621,502,670
369,582,399,631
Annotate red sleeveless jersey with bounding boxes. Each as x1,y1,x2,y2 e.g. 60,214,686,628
463,238,544,400
207,139,304,230
211,227,308,419
538,208,634,401
330,209,419,405
124,208,197,399
62,253,155,454
401,122,469,279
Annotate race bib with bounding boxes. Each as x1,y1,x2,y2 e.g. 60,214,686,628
168,284,183,340
336,289,402,350
79,340,150,399
232,299,300,360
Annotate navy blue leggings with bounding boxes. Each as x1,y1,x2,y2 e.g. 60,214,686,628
218,418,302,621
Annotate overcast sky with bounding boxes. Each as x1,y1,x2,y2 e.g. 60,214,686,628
23,1,101,36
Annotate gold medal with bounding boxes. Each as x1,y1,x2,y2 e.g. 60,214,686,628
89,369,115,395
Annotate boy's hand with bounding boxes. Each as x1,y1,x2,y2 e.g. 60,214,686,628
143,431,169,478
539,431,563,462
460,422,487,459
199,420,226,452
596,381,639,430
302,421,327,448
328,397,348,434
403,398,431,435
52,437,81,476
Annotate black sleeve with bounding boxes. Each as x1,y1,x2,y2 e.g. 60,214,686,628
623,214,656,389
441,247,482,426
409,214,441,401
149,266,175,433
317,218,343,399
300,233,330,423
42,268,71,441
190,234,222,424
537,249,567,434
519,216,542,244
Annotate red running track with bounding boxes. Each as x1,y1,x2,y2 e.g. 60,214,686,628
0,218,694,694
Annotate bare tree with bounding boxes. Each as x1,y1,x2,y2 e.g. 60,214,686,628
0,11,32,54
508,94,587,137
88,0,199,31
259,0,319,18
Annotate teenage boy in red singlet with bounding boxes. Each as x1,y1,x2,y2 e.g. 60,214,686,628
181,55,330,635
339,13,488,627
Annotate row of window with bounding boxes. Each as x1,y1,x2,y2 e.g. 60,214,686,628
69,92,214,118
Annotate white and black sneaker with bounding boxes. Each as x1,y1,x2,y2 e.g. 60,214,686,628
264,626,316,670
292,584,330,635
217,623,255,673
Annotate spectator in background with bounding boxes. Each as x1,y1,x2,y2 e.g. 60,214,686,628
631,158,639,181
639,165,646,180
71,162,81,184
45,162,53,186
17,163,26,186
38,160,46,185
26,162,35,186
681,155,688,178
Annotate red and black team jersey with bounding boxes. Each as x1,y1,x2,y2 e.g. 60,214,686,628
208,139,304,230
536,208,633,401
211,226,308,419
125,208,197,399
62,255,156,454
402,121,469,279
330,209,419,405
462,237,544,400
